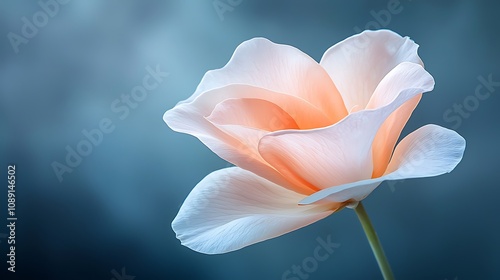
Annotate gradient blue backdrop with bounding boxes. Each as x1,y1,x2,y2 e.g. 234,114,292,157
1,0,499,279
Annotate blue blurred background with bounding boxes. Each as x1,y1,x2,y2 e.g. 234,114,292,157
1,0,499,279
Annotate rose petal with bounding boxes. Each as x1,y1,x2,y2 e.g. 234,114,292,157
181,37,347,122
259,62,434,191
299,124,466,205
384,124,466,177
172,167,340,254
259,114,375,192
165,84,332,195
320,30,422,111
207,98,299,131
206,98,301,190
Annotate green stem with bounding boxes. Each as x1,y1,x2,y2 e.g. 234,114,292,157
354,201,395,280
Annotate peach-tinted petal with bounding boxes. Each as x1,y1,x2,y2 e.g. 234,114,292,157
369,95,421,177
207,99,299,189
258,115,375,191
207,98,299,131
182,38,347,122
164,84,330,194
207,125,266,158
174,84,332,129
172,167,340,254
258,62,434,191
299,125,466,205
320,30,422,111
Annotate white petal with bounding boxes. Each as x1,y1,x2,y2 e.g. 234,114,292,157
384,124,466,177
369,94,421,177
172,167,339,254
181,37,347,122
258,62,434,191
299,125,466,205
320,30,422,111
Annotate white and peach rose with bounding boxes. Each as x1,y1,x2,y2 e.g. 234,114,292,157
164,30,465,254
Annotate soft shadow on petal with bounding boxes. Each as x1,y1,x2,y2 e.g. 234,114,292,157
181,38,347,122
320,30,423,111
259,62,434,191
172,167,340,254
299,125,466,205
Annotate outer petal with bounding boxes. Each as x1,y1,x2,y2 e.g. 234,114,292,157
172,167,340,254
164,84,332,195
320,30,423,111
182,38,347,122
259,62,434,191
299,124,466,205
